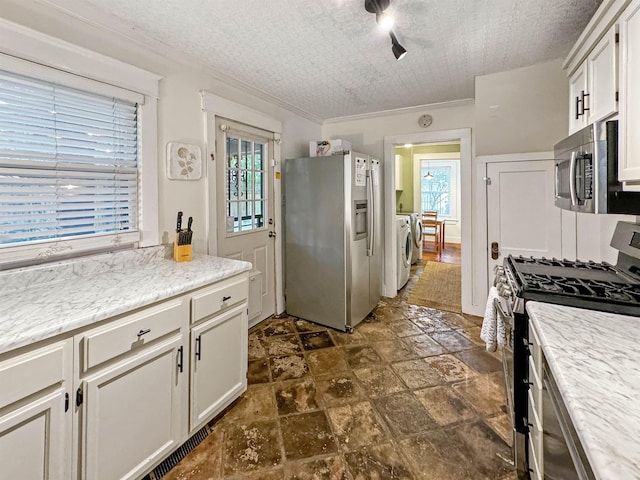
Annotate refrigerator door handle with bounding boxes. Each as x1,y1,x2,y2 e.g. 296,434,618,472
367,170,374,256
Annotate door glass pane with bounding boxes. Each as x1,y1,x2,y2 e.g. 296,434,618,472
255,201,264,228
224,133,267,235
241,140,251,169
255,171,263,200
227,137,238,168
254,143,263,170
228,169,238,199
247,171,254,200
227,202,238,233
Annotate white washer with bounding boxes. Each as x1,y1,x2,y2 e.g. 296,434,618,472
408,213,423,264
396,215,412,289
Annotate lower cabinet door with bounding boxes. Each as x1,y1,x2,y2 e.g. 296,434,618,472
0,388,69,480
190,303,248,432
81,335,186,480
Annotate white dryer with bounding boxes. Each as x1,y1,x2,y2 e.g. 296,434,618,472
396,215,412,289
408,213,423,264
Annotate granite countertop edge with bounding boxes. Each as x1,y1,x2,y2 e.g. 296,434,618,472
526,301,640,480
0,252,252,356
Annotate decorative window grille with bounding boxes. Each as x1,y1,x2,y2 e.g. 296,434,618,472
225,133,267,234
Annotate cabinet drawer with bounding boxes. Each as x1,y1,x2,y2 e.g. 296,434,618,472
191,275,248,323
528,324,542,372
528,389,543,441
0,340,70,410
82,298,186,371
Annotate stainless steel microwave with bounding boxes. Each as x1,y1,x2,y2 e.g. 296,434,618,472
554,120,640,214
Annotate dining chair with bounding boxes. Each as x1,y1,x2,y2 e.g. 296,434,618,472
422,211,440,253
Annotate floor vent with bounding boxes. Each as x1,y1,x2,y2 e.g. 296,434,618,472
144,425,211,479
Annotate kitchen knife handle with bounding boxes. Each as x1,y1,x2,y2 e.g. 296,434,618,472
187,216,193,231
176,211,183,232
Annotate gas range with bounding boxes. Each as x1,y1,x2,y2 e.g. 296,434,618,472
494,221,640,477
504,254,640,316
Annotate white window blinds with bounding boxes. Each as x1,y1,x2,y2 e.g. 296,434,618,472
0,69,139,247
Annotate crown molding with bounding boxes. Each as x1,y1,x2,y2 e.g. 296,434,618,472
323,98,475,125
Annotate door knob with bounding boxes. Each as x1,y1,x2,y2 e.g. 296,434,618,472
491,242,499,260
268,231,276,238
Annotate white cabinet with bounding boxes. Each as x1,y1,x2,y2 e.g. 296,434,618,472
527,323,544,479
189,275,248,433
395,154,403,190
619,0,640,180
569,62,588,133
190,303,248,432
569,26,618,134
0,272,248,480
76,298,189,480
0,339,73,480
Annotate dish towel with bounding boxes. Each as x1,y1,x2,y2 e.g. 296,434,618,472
480,286,508,352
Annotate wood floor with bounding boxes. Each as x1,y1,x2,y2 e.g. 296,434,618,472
422,242,461,265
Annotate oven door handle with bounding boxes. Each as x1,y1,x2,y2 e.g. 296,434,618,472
569,151,578,207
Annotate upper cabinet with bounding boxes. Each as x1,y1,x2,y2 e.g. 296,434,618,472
565,0,640,182
568,26,618,134
619,0,640,180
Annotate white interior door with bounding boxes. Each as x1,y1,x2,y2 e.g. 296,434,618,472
216,118,275,321
486,160,562,278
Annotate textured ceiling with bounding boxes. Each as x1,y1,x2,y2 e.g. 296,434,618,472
77,0,602,120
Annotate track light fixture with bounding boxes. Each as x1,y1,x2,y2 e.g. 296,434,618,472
364,0,407,60
390,31,407,60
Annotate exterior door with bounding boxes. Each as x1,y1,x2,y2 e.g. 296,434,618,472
216,118,275,321
486,160,562,278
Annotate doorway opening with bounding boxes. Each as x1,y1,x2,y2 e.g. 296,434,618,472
394,142,461,266
383,128,473,313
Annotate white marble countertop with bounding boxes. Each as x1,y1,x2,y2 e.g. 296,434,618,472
0,247,252,355
526,301,640,480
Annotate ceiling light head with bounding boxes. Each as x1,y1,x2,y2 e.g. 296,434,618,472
376,11,395,31
389,31,407,60
364,0,391,14
424,172,434,180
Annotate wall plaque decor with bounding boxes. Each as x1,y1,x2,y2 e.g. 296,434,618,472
167,142,202,180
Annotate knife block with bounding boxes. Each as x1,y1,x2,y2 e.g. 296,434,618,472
173,234,192,262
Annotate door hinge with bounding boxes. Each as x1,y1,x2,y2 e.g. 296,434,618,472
64,392,70,412
75,387,83,407
615,32,620,43
483,176,492,185
616,91,619,102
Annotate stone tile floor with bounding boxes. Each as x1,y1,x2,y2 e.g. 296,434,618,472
163,262,517,480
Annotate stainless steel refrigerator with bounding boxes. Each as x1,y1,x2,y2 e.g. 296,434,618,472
283,152,383,331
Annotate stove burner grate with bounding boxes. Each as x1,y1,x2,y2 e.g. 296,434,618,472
512,256,616,272
517,272,640,304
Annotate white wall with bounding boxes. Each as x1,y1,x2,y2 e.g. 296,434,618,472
322,101,475,158
158,71,321,254
475,58,570,155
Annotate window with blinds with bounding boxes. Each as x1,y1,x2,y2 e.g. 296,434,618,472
0,69,139,248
